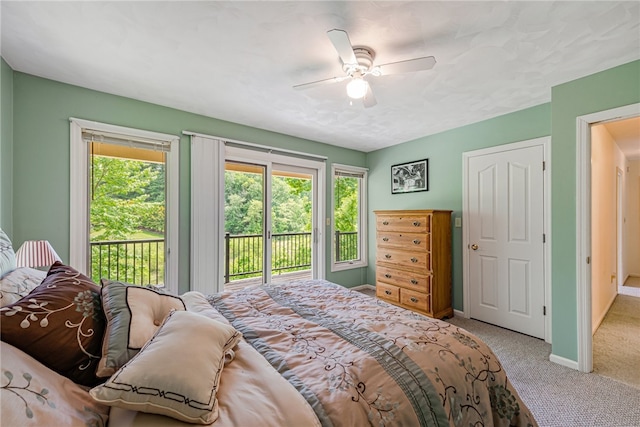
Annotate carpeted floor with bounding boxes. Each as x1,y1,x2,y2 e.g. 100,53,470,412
354,286,640,426
447,315,640,427
623,276,640,288
593,294,640,388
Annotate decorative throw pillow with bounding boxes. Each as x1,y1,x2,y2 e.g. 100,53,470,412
97,279,186,377
1,341,110,426
0,267,46,307
90,310,242,425
0,228,17,277
0,262,105,386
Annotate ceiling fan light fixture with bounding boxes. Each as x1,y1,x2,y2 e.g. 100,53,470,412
346,77,368,99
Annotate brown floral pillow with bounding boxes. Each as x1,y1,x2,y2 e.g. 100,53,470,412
0,262,105,386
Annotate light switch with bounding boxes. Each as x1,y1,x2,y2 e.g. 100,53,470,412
455,217,462,228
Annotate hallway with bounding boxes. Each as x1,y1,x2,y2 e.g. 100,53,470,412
619,275,640,297
593,294,640,388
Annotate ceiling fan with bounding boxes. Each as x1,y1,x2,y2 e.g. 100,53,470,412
294,29,436,108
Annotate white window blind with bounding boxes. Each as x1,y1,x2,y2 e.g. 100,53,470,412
334,169,365,178
82,130,172,152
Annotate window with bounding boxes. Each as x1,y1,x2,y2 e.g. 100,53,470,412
70,119,179,293
331,164,367,271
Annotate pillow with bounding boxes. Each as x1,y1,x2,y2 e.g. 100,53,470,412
97,279,186,377
1,341,110,426
90,310,242,425
0,262,105,387
0,228,17,277
0,267,46,307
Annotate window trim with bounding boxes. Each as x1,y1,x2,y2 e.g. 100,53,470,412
331,163,368,272
69,118,180,293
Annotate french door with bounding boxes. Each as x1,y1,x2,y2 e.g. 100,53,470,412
224,150,322,288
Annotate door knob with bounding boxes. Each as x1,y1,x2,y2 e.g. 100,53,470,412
471,244,479,250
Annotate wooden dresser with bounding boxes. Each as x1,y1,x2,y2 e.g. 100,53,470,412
374,209,453,319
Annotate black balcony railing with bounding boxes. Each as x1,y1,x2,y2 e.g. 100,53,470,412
91,231,359,286
335,231,358,262
90,239,164,286
224,232,313,282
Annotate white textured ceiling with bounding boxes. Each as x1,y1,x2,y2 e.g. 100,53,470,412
1,1,639,153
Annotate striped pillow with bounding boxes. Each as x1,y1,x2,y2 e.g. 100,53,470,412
0,228,17,277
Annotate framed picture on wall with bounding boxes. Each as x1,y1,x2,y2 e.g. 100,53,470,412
391,159,429,194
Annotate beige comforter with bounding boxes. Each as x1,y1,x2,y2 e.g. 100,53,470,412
3,280,536,426
205,279,537,427
108,291,321,427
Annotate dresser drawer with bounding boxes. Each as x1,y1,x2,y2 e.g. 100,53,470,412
376,282,400,302
377,248,429,271
376,214,431,233
376,265,431,293
400,288,431,313
376,232,429,251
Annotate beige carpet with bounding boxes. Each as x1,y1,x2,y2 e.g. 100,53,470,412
623,276,640,288
593,294,640,388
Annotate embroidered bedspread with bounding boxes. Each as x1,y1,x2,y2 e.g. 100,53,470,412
209,279,537,427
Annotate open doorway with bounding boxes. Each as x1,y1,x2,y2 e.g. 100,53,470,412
590,117,640,304
577,106,640,383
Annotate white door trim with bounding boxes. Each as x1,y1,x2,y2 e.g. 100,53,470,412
462,136,551,343
576,103,640,373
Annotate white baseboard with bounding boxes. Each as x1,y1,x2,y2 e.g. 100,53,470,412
453,309,465,318
592,291,617,334
549,353,579,371
350,284,375,291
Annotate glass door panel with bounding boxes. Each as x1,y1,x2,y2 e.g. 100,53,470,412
224,161,266,290
89,142,167,286
271,165,313,285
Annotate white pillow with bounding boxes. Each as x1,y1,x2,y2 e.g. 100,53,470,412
0,228,17,277
90,310,242,425
0,267,46,307
97,279,186,377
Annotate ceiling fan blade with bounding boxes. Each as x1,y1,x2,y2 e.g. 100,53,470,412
378,56,436,75
293,75,349,90
362,83,377,108
327,29,358,65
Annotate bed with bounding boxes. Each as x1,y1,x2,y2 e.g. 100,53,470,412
109,279,537,427
1,247,536,426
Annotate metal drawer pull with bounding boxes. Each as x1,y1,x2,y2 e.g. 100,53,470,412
412,239,421,245
385,274,392,279
411,279,418,285
410,257,418,263
382,220,389,225
412,221,420,226
385,290,392,295
383,237,389,242
410,297,419,303
385,254,392,259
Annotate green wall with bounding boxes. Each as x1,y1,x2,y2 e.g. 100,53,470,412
0,58,13,236
11,72,367,292
8,58,640,365
366,103,551,310
367,59,640,364
550,60,640,362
